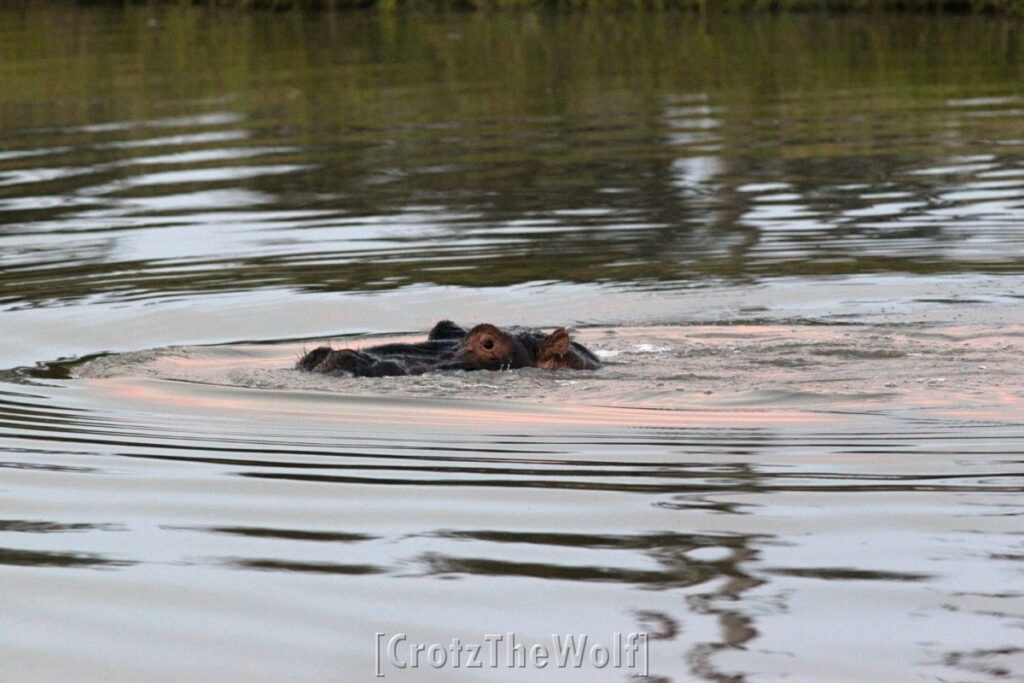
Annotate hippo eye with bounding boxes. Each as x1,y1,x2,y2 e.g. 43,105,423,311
482,338,495,351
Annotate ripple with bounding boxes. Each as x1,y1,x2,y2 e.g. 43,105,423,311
4,9,1024,682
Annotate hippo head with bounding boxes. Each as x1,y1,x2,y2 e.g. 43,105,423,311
455,324,532,370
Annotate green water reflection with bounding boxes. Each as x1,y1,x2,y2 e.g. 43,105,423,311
2,6,1024,306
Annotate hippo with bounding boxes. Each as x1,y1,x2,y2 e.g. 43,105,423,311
296,320,464,375
446,323,601,372
296,320,600,377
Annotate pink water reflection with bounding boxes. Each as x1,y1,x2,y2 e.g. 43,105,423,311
77,322,1024,426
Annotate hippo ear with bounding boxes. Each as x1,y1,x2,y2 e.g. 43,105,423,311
428,320,466,341
539,328,572,357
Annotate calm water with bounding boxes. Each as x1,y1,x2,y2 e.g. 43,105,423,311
3,5,1024,681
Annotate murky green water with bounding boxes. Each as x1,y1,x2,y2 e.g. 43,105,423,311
3,5,1024,681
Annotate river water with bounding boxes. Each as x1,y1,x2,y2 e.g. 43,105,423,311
3,5,1024,681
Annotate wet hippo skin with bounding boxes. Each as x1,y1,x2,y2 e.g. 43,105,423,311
296,320,600,377
295,320,464,374
447,324,601,371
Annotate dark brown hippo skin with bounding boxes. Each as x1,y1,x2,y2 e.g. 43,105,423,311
303,348,429,377
444,324,601,372
296,320,600,377
296,320,465,375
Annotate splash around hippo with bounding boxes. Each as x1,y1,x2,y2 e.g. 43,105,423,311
296,320,601,378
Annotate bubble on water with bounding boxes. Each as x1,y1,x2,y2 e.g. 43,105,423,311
630,344,671,354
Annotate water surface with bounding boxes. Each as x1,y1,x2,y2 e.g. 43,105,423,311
3,6,1024,681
